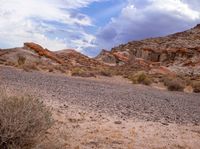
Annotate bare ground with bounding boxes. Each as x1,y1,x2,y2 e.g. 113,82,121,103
0,66,200,149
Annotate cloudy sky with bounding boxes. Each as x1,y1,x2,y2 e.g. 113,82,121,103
0,0,200,56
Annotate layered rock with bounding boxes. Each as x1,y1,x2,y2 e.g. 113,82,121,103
96,24,200,75
56,49,103,67
0,43,106,74
24,42,64,64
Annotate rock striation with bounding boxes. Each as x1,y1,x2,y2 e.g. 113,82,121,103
96,24,200,75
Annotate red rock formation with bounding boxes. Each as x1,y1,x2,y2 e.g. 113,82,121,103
113,52,129,63
96,24,200,75
24,42,64,64
56,49,103,67
150,66,176,77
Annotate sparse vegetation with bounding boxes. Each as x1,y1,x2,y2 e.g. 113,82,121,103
48,68,54,72
22,63,39,72
71,67,96,77
192,81,200,93
71,67,85,76
163,77,185,91
4,61,16,66
54,65,66,73
0,89,53,149
98,69,112,77
17,55,26,66
129,72,152,85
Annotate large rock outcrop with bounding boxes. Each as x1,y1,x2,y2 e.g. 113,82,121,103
24,42,64,64
0,43,106,74
96,24,200,75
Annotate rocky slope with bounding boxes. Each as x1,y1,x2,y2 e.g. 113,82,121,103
96,24,200,76
55,49,103,68
0,25,200,89
0,42,105,74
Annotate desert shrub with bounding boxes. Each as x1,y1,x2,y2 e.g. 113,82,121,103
192,81,200,93
0,91,53,149
163,77,185,91
18,55,26,66
54,65,66,73
71,67,84,75
48,68,54,72
4,61,16,66
129,72,152,85
71,68,96,77
98,69,112,77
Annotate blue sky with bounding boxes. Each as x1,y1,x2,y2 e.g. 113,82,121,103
0,0,200,56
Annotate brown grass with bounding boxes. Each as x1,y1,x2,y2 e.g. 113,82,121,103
71,67,96,77
98,69,112,77
54,65,66,73
17,55,26,66
129,72,152,85
0,90,53,149
163,77,185,91
192,81,200,93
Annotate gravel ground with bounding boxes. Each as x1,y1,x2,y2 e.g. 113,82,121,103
0,66,200,125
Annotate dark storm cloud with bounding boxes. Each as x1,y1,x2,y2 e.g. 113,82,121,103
96,0,200,50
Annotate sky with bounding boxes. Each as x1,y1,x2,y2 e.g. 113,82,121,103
0,0,200,56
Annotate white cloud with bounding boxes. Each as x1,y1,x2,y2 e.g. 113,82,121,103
96,0,200,50
71,32,96,51
182,0,200,10
0,0,98,51
148,0,200,20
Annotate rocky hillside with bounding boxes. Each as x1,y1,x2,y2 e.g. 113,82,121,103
55,49,102,68
96,24,200,76
1,24,200,87
0,42,105,74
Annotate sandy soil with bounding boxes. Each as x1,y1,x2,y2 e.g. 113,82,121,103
1,66,200,149
39,101,200,149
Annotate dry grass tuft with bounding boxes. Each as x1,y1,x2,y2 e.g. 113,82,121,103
71,67,96,77
0,89,53,149
17,55,26,66
54,65,66,73
163,77,185,91
129,72,152,85
192,81,200,93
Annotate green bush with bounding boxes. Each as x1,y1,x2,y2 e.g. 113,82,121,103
0,91,53,149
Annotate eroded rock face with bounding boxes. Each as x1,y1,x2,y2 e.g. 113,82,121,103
56,49,103,67
96,24,200,75
95,49,117,65
24,42,64,64
150,66,176,77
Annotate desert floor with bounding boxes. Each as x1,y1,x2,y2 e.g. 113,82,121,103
1,66,200,149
